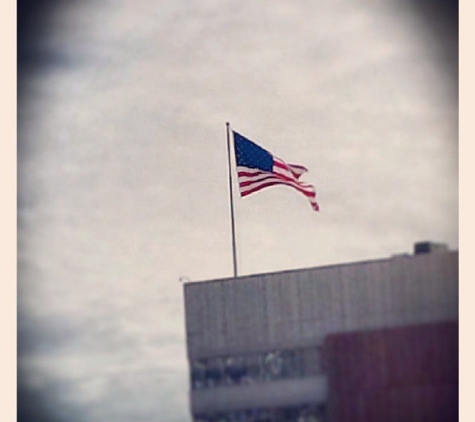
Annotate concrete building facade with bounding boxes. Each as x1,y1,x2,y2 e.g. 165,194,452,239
183,242,458,422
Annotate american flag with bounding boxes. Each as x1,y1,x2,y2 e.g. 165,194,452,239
233,131,319,211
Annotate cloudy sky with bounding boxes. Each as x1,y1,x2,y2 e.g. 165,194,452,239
18,1,457,421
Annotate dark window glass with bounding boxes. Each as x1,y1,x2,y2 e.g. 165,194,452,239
205,358,223,387
191,360,206,389
245,353,263,382
281,349,303,378
263,351,283,380
191,345,323,390
225,356,246,385
302,347,321,375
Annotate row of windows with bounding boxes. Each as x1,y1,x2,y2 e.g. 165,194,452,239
190,346,323,390
194,403,326,422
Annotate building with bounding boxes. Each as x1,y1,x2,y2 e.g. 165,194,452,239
183,242,458,422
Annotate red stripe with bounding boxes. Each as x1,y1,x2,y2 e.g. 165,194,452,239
288,164,307,170
240,180,287,196
238,169,291,183
273,160,296,177
239,170,312,188
240,178,316,198
273,160,290,170
237,170,268,178
236,165,319,211
241,183,318,212
239,175,281,188
274,159,308,179
238,165,304,182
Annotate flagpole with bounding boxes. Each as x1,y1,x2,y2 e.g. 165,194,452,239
226,122,238,278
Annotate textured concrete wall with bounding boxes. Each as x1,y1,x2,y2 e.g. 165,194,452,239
184,251,458,360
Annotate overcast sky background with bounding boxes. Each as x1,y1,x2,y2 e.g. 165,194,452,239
18,1,457,421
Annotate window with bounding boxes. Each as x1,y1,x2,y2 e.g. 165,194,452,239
193,403,326,422
190,346,323,390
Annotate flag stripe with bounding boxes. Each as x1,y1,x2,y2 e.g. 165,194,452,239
239,176,316,198
237,165,318,209
240,178,319,211
274,159,307,179
237,167,314,190
238,173,315,192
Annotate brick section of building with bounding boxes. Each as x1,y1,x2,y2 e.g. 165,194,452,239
325,321,458,422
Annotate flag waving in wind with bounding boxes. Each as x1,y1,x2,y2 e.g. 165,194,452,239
233,131,319,211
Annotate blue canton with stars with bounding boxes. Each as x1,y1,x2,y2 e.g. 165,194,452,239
233,131,273,171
